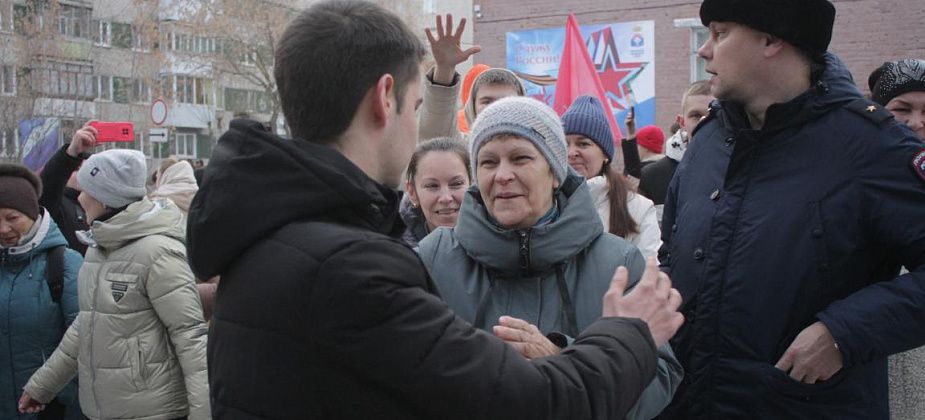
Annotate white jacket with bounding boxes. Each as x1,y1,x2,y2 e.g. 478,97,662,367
587,175,662,259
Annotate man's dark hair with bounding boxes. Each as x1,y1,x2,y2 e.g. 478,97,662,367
275,0,426,143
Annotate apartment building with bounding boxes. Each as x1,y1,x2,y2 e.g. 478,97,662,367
0,0,444,168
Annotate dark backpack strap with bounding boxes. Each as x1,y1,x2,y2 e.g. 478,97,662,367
46,246,66,303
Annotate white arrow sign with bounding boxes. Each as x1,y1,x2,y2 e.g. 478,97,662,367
149,128,168,143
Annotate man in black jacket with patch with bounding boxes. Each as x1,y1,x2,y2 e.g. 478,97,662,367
186,1,684,419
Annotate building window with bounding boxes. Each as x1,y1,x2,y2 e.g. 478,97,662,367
32,62,94,99
0,1,12,33
96,75,112,101
242,50,256,66
166,33,220,55
132,25,153,52
111,22,132,49
225,88,271,114
132,79,150,103
1,65,15,95
673,18,711,83
58,5,91,39
691,27,710,83
175,132,196,158
0,128,17,158
166,75,212,105
112,77,130,104
94,20,111,46
134,132,145,154
13,3,44,35
178,33,190,51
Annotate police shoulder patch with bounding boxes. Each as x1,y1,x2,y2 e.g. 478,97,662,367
843,98,894,125
913,149,925,184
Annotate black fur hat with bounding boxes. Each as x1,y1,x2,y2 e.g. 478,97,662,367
700,0,836,57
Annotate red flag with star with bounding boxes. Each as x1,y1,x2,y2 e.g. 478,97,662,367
553,13,623,140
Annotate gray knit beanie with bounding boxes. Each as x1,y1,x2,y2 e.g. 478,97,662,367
77,149,148,208
468,96,568,184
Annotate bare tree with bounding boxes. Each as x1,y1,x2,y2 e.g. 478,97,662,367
176,0,296,135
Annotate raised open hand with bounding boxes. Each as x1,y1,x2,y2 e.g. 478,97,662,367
425,14,482,85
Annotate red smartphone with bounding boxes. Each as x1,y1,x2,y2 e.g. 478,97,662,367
89,121,135,143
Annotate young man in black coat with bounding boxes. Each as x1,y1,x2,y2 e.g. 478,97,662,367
186,1,684,419
639,81,712,218
38,124,96,255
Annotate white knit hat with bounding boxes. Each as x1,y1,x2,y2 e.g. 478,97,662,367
468,96,568,184
77,149,148,208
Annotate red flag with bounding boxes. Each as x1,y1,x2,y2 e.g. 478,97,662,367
553,13,623,140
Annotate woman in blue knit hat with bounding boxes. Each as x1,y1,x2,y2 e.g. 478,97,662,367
562,95,662,258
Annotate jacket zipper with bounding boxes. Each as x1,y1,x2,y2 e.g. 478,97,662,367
518,230,531,271
89,262,103,419
4,254,19,413
137,336,146,383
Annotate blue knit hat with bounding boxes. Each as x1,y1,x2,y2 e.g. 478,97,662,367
561,96,614,160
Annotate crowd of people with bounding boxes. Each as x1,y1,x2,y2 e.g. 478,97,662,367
1,0,923,419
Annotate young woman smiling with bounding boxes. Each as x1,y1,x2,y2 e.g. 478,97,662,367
562,96,662,258
401,137,471,247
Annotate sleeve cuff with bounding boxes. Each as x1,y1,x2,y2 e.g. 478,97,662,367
426,68,460,88
815,312,853,367
546,331,572,348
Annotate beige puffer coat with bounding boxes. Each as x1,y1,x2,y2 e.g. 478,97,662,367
25,198,210,420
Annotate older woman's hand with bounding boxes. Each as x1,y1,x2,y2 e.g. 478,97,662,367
493,316,561,359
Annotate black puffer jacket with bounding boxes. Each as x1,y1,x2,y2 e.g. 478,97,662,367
187,119,660,420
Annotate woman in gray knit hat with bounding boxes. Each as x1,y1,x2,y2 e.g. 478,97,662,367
418,96,682,419
19,149,210,420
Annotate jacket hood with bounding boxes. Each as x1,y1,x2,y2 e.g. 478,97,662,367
464,68,527,127
399,193,428,247
187,119,402,279
2,210,68,263
150,160,199,213
665,130,688,162
718,52,864,133
454,174,603,275
86,197,186,250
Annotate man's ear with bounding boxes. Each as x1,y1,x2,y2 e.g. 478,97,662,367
763,34,786,58
371,74,396,124
676,114,685,130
